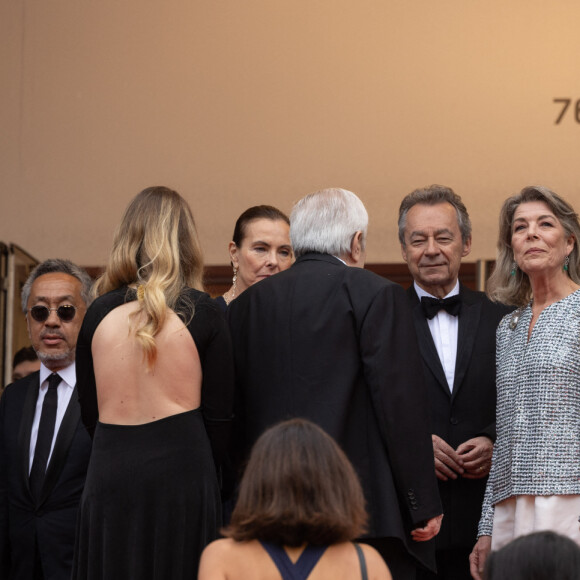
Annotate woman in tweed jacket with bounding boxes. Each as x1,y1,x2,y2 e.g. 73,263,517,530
469,186,580,580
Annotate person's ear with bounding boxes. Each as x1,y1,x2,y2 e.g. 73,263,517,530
462,236,472,258
228,241,239,268
348,231,365,267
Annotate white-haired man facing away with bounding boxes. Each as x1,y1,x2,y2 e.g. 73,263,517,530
228,188,443,580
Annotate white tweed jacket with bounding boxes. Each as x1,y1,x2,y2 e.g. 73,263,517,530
478,290,580,537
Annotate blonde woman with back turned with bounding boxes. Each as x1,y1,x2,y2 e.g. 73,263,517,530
72,186,235,579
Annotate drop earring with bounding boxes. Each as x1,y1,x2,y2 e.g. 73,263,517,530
232,267,238,295
564,255,570,272
223,266,238,306
510,261,518,276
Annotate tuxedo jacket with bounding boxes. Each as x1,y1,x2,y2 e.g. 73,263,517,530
407,285,513,550
0,371,92,580
228,253,442,570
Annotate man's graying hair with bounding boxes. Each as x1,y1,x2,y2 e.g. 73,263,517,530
21,259,94,313
398,184,472,246
290,188,368,259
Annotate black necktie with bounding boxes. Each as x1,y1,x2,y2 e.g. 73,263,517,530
29,373,61,499
421,295,461,320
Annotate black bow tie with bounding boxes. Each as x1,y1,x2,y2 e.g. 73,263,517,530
420,295,461,319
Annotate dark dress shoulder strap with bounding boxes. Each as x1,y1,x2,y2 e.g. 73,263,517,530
260,542,327,580
354,543,368,580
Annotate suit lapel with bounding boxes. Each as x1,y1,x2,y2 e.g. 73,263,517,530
452,286,482,398
39,387,81,504
17,373,40,498
408,287,451,396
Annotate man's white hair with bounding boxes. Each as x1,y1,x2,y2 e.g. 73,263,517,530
290,188,368,259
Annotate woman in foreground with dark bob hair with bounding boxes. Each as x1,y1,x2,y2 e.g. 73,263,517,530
198,418,391,580
484,531,580,580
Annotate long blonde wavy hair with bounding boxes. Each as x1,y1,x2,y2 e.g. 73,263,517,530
95,186,204,368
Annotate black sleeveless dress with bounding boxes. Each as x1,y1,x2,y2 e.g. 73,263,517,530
72,287,234,580
259,542,369,580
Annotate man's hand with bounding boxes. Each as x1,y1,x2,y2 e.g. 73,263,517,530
432,435,464,481
469,536,491,579
411,514,443,542
456,436,493,479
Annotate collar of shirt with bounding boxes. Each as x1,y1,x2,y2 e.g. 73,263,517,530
39,361,76,391
413,280,459,392
413,280,460,301
332,255,347,265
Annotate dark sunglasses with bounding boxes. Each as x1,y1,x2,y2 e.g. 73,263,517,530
28,305,77,322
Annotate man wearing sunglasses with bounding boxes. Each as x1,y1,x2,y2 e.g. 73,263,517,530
0,259,93,580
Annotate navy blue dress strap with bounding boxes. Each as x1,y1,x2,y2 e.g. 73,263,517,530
354,543,368,580
260,542,327,580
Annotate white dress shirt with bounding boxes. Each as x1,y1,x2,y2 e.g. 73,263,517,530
29,362,76,473
414,281,460,392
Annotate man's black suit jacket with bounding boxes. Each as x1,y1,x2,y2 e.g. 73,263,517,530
406,285,513,551
229,253,442,570
0,371,92,579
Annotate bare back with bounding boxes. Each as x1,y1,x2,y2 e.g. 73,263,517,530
198,539,392,580
92,301,203,425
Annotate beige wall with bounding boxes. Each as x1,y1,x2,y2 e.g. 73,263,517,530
2,1,580,266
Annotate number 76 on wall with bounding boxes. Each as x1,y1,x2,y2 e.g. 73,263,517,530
553,99,580,124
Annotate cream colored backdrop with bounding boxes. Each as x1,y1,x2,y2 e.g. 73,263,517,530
1,1,579,266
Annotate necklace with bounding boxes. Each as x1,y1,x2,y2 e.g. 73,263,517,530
223,288,235,305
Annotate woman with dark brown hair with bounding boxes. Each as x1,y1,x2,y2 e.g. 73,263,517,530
217,205,293,310
483,531,580,580
199,418,391,580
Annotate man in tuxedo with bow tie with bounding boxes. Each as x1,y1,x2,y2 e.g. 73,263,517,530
399,186,512,580
0,259,93,580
